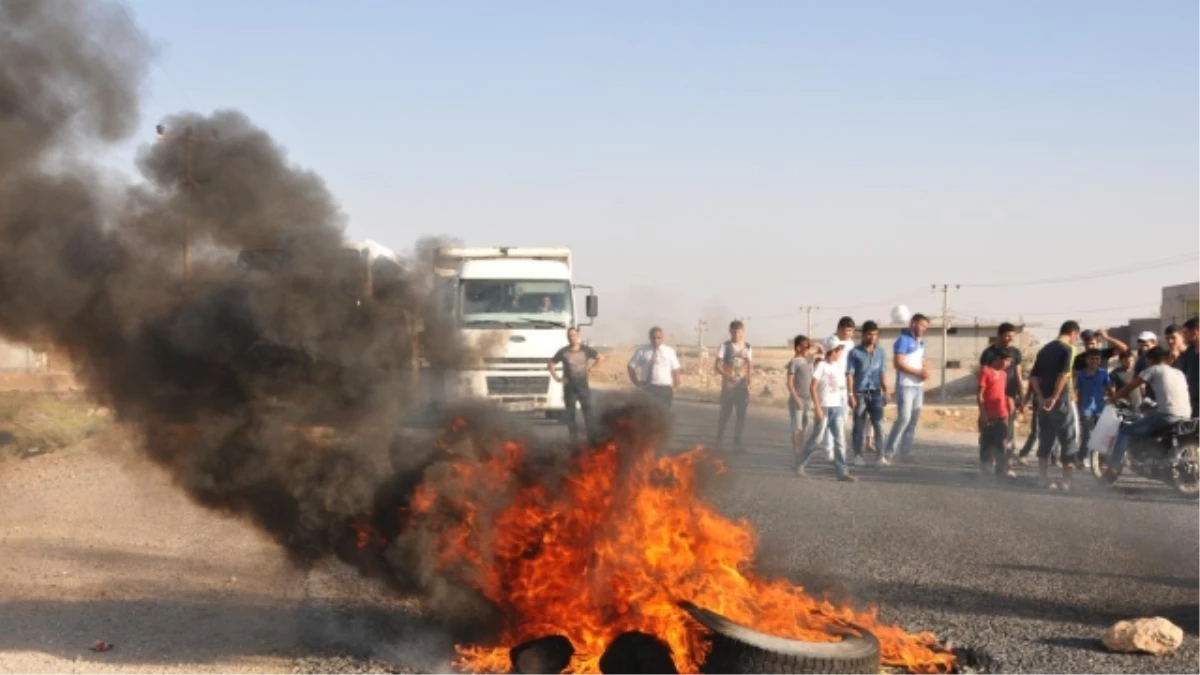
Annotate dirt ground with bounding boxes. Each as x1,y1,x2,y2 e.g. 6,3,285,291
0,428,446,674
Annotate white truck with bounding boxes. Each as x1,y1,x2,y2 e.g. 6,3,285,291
425,246,598,416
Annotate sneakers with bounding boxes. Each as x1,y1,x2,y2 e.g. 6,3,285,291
1082,457,1092,469
1005,470,1017,480
837,473,858,483
853,455,865,468
1016,456,1030,466
794,465,807,477
825,448,834,461
878,456,892,467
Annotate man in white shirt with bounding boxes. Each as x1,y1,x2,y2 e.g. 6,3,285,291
822,316,857,458
627,326,682,408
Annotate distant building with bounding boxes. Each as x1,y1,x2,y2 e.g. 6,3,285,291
1161,281,1199,326
1106,318,1165,347
876,321,1038,398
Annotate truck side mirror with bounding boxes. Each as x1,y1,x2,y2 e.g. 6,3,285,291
586,294,599,318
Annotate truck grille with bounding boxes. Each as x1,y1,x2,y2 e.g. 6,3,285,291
487,376,550,396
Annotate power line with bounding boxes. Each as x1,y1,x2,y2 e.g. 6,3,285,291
959,254,1198,289
956,303,1159,318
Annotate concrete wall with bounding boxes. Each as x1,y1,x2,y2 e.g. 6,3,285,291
1161,281,1199,326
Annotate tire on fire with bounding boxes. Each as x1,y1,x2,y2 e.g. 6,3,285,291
680,601,881,675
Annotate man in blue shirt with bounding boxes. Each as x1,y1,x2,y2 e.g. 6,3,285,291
848,320,889,467
883,313,931,464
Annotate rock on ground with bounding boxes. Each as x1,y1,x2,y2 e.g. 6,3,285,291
1102,617,1185,656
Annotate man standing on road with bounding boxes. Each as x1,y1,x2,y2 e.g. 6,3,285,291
1166,325,1186,364
796,342,856,482
822,316,857,459
715,320,752,453
1071,329,1128,372
882,313,930,465
1134,331,1159,404
1028,321,1082,490
848,321,888,467
981,323,1025,462
627,326,681,409
785,335,817,457
1175,318,1198,418
549,328,604,445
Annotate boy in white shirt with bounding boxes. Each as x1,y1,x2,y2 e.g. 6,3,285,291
822,316,857,458
795,343,857,482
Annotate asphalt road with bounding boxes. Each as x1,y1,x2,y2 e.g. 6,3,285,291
564,398,1198,674
1,399,1195,675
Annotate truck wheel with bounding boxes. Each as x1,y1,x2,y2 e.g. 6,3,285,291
680,601,881,674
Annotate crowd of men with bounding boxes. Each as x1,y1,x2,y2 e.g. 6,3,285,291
547,315,1200,488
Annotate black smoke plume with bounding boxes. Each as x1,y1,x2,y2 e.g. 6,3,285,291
0,0,488,629
0,0,680,644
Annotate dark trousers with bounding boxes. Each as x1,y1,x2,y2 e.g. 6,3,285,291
717,383,749,450
643,384,674,409
563,382,596,445
979,418,1009,474
852,390,886,457
1078,412,1099,462
1037,398,1078,463
1018,403,1056,458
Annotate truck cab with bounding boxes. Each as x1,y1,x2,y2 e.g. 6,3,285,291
429,246,598,415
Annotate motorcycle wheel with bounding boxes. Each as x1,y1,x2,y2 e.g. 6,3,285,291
1171,441,1199,497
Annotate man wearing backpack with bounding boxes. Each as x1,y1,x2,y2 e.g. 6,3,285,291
714,320,753,453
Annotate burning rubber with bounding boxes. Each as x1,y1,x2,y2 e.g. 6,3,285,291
680,601,881,674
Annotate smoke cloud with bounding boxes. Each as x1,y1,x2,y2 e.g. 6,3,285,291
0,0,517,634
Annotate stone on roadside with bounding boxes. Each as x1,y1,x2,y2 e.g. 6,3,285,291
1101,617,1184,655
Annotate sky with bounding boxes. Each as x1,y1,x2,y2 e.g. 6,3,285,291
112,0,1199,345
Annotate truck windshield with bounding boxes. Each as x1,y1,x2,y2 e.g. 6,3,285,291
460,279,572,327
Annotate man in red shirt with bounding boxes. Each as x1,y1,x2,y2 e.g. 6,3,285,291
978,348,1015,478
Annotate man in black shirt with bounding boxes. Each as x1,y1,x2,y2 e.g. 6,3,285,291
548,328,604,445
979,323,1025,456
1071,328,1128,372
1028,320,1082,489
1176,318,1199,419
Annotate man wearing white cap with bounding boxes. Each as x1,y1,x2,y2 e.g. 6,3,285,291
1134,331,1158,404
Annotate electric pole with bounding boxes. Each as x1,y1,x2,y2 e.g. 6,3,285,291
800,306,819,337
932,284,959,402
695,319,708,356
155,124,217,286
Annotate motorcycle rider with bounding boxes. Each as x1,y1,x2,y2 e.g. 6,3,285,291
1105,346,1192,482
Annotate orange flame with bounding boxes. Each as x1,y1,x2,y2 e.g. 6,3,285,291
410,433,956,674
350,519,385,549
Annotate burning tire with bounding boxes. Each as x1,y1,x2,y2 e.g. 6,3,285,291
680,601,881,674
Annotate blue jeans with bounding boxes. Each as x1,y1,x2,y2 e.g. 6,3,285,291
1110,412,1182,467
885,386,924,458
798,406,848,476
852,390,886,456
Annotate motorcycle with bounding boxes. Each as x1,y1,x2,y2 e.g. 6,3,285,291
1088,400,1199,496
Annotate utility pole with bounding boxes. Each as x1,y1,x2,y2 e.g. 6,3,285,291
155,124,217,286
695,319,708,357
800,306,819,337
932,284,959,402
